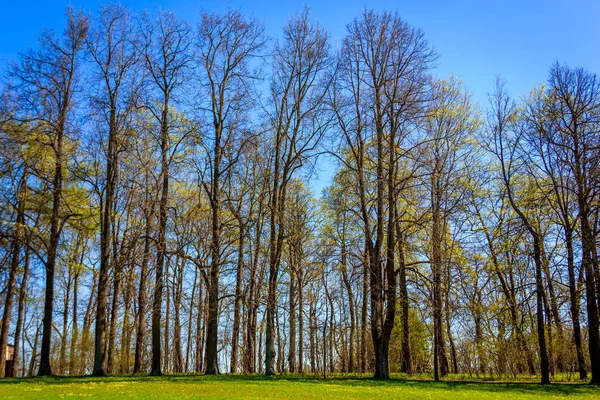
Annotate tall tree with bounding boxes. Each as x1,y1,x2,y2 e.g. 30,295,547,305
489,79,551,384
87,4,139,376
7,9,89,376
544,64,600,384
424,78,479,380
334,10,434,379
264,8,332,375
140,11,191,376
195,9,265,375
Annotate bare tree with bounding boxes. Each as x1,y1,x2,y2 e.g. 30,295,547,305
139,10,192,376
194,9,265,375
489,79,550,384
424,77,479,380
86,3,140,376
543,64,600,384
333,10,434,379
264,8,332,375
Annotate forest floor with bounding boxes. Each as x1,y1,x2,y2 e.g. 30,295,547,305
0,374,598,399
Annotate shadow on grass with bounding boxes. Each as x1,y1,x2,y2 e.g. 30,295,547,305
0,373,597,396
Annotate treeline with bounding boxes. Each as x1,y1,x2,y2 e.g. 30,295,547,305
0,5,599,384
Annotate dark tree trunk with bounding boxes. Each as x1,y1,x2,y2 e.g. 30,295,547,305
133,205,152,373
12,230,31,377
288,263,297,373
230,222,245,373
0,171,26,377
38,124,64,377
151,105,170,377
397,231,412,374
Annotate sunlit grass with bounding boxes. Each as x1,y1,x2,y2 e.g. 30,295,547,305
0,373,598,399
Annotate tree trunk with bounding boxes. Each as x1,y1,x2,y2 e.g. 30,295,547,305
12,231,31,377
38,122,64,377
288,263,297,373
533,237,551,384
397,231,412,374
565,227,587,379
230,222,245,373
151,105,170,377
0,170,26,377
133,205,152,373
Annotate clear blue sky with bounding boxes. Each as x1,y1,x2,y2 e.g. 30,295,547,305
2,0,599,194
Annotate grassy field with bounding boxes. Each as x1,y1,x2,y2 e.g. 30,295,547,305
0,374,598,399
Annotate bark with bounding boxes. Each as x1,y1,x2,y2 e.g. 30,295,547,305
0,170,27,377
173,257,184,373
133,202,152,373
230,222,245,373
12,229,31,377
151,102,169,376
339,226,355,373
38,120,64,377
565,227,587,380
59,269,72,374
397,231,412,374
288,260,297,373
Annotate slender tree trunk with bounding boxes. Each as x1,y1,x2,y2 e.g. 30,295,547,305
59,272,72,374
151,105,170,376
29,322,41,376
12,231,31,377
94,101,119,376
38,121,65,377
173,257,184,373
565,227,587,379
230,222,245,373
133,206,152,373
164,260,171,373
107,257,123,374
397,232,412,374
298,274,304,374
0,170,26,377
533,237,551,384
205,128,222,375
360,251,369,373
81,272,98,375
340,226,355,373
288,259,297,373
69,262,80,375
120,260,135,373
431,185,445,381
195,267,205,373
185,266,197,373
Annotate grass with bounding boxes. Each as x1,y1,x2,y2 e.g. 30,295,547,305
0,374,598,399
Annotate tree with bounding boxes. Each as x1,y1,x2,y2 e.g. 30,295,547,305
333,9,434,379
6,8,89,376
87,4,140,376
542,64,600,384
264,8,332,376
194,9,265,375
423,77,479,380
489,79,550,384
139,10,191,376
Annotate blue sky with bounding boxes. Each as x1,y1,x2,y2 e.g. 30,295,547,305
1,0,598,194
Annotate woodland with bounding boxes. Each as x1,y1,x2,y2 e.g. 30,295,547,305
0,5,599,388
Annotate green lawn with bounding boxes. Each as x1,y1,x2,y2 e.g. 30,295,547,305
0,374,598,399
